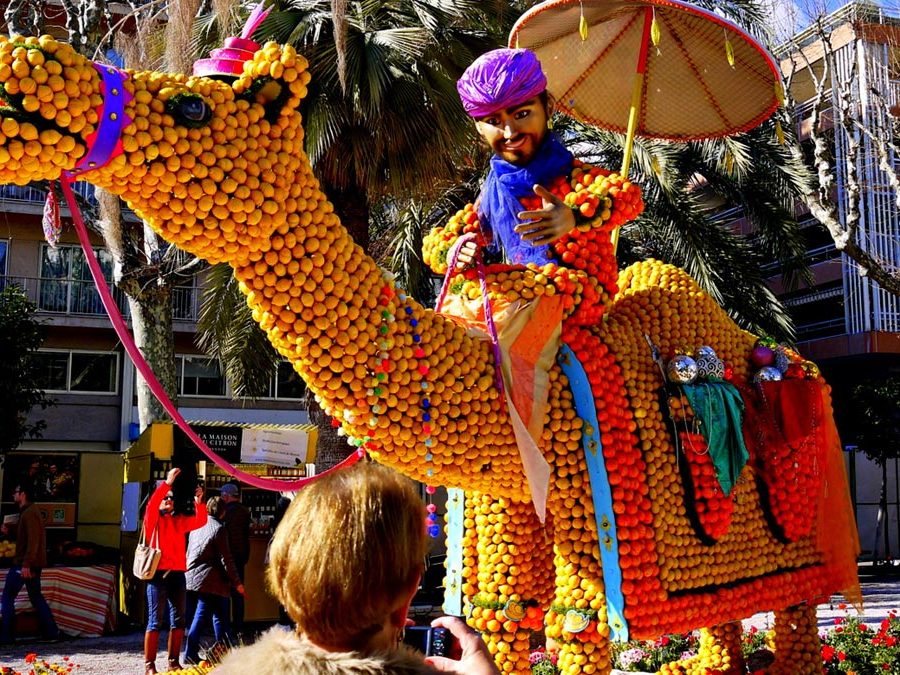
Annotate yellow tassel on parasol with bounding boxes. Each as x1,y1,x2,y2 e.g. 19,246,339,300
510,0,783,250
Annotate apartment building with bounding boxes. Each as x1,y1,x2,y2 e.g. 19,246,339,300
0,183,311,552
736,1,900,558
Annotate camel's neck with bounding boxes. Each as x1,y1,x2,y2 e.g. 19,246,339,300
229,176,526,494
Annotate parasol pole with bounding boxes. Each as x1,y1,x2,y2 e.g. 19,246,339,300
611,5,653,253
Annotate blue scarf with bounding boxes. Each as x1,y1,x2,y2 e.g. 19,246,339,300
479,133,574,265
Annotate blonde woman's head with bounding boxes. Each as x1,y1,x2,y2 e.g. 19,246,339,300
267,461,429,651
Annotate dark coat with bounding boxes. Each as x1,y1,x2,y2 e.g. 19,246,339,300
14,503,46,568
185,517,241,597
222,501,251,565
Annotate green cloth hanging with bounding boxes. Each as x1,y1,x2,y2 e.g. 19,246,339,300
682,381,749,495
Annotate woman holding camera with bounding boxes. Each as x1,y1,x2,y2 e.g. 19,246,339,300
142,467,207,675
215,461,498,675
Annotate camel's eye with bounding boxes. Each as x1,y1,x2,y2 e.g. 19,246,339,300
167,94,212,128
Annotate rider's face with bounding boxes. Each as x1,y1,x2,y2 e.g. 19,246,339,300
475,97,549,166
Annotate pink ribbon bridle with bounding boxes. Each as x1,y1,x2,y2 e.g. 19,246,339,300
56,65,362,492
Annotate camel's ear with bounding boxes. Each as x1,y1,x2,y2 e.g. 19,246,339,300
236,75,294,124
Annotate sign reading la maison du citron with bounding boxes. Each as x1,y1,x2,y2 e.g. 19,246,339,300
173,423,316,467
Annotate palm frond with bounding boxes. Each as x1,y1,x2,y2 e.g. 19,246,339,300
195,264,281,399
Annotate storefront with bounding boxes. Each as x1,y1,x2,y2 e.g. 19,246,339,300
0,446,123,636
121,421,317,623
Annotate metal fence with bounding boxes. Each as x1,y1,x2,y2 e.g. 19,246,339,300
0,276,199,321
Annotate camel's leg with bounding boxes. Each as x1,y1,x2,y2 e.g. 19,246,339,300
543,533,612,675
658,621,745,675
464,492,553,675
767,603,821,675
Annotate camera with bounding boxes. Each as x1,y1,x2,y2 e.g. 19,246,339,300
402,626,450,657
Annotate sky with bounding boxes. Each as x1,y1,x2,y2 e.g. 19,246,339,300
762,0,890,40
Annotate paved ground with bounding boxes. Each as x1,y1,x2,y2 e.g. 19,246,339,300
1,568,898,675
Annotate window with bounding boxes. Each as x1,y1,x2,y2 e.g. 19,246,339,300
0,240,7,276
39,244,113,314
178,355,226,397
33,350,119,394
269,362,306,400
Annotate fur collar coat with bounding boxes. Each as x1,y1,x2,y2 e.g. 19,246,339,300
215,626,443,675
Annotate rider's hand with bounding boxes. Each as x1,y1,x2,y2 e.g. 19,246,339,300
451,239,480,271
424,615,499,675
515,184,576,246
165,467,181,486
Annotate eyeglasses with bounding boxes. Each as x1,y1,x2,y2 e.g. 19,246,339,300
163,495,174,502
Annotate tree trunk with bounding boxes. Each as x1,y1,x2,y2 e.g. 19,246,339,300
96,190,180,431
127,287,178,429
305,396,349,471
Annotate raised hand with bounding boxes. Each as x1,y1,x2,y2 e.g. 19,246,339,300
515,183,576,246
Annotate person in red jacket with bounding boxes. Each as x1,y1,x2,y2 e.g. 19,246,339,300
142,467,207,675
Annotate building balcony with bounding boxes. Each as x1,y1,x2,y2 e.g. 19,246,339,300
0,183,96,213
0,183,139,221
795,317,847,341
0,276,199,325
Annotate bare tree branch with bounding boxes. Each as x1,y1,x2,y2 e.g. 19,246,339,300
781,16,900,296
4,0,41,36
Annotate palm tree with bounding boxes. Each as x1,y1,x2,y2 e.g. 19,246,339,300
196,0,500,465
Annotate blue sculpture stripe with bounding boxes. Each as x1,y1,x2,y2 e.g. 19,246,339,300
558,344,629,642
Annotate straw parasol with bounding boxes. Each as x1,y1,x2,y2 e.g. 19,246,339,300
510,0,784,246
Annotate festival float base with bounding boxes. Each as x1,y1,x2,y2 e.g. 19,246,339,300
0,33,859,675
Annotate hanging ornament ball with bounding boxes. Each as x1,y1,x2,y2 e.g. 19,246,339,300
753,366,784,383
785,363,806,379
723,362,735,382
696,345,718,360
667,354,699,384
774,347,791,374
696,353,725,380
801,361,821,379
750,346,776,368
427,524,441,538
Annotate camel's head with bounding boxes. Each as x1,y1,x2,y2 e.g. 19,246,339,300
0,34,315,265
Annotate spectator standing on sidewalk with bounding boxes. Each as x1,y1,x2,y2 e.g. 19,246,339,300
142,468,207,675
184,496,244,664
219,483,250,635
0,481,59,645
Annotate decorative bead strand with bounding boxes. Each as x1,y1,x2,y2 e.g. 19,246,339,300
398,288,440,538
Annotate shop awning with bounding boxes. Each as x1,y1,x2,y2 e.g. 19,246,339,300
124,420,318,483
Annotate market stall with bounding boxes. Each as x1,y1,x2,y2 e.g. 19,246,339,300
0,449,123,638
122,421,316,623
0,564,116,637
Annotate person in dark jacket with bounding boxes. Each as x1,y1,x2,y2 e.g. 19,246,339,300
219,482,250,634
0,481,59,645
184,496,244,664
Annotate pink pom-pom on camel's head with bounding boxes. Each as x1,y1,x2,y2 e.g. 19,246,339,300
193,1,271,77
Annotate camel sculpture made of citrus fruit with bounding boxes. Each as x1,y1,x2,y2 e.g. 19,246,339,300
0,34,859,675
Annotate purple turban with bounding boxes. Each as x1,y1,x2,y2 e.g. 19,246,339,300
457,48,547,118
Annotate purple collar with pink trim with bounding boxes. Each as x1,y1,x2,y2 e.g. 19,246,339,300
63,63,132,178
